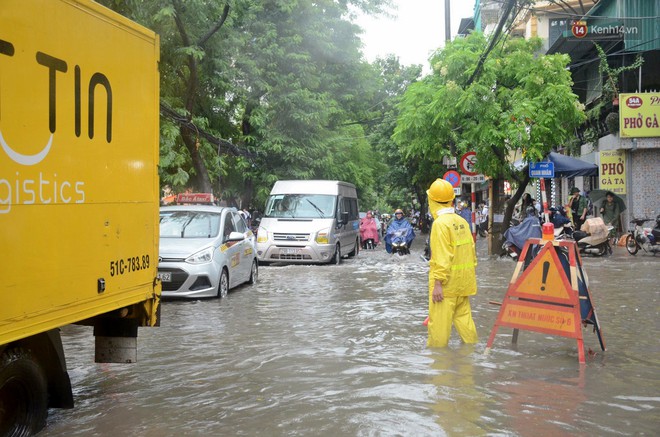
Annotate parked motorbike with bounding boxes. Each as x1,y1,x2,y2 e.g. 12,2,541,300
626,215,660,255
549,206,573,240
573,217,613,256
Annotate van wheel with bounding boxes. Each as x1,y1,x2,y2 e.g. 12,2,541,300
217,269,229,298
0,348,48,437
347,238,359,258
330,244,341,265
248,260,258,285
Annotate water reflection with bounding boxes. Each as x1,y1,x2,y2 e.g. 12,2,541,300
43,242,659,435
429,346,485,436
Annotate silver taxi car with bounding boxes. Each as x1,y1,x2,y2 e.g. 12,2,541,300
158,205,257,298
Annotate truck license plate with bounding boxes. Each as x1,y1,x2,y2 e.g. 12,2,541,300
284,248,302,255
157,272,171,282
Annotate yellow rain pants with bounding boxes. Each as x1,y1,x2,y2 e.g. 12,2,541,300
427,199,478,348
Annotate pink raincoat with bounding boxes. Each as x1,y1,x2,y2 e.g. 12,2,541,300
360,213,380,244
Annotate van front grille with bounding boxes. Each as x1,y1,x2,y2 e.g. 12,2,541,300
273,233,310,242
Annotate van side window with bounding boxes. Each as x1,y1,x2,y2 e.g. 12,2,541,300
349,198,359,220
337,197,347,219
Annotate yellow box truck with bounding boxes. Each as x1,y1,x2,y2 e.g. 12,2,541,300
0,0,160,433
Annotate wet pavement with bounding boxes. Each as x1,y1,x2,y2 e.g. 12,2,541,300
44,237,659,436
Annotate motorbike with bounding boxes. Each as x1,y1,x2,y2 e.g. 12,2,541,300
362,238,376,250
548,206,573,240
572,217,613,256
625,215,660,255
359,217,380,250
390,229,411,255
502,212,542,259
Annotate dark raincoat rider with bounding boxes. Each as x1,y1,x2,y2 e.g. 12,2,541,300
504,206,542,252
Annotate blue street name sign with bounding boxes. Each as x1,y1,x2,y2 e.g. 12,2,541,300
529,162,555,178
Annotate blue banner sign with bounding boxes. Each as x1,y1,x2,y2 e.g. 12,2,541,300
529,162,555,178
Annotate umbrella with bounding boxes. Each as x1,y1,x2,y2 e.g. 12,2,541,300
589,189,626,213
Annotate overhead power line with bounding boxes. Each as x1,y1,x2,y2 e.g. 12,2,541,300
466,0,517,86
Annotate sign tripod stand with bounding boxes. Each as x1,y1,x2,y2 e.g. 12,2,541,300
485,233,605,364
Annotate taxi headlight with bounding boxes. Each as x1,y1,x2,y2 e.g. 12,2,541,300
316,229,330,244
257,227,268,243
185,247,214,264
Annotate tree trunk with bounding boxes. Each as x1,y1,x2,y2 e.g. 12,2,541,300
181,129,213,193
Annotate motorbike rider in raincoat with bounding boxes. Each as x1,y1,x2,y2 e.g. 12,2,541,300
385,209,415,254
426,179,478,348
359,211,380,248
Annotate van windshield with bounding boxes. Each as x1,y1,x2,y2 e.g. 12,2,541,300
264,194,336,219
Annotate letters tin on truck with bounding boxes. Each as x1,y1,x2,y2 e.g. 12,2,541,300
0,0,160,433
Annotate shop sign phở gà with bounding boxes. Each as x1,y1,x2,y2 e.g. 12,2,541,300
599,150,626,195
619,92,660,138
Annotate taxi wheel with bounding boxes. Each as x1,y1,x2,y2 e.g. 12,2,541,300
217,269,229,298
248,260,258,285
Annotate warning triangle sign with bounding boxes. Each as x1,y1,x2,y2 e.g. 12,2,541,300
510,243,574,302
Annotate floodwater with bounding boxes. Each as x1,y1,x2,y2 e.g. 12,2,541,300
44,238,659,436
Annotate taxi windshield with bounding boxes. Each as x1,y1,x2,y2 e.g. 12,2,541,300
160,211,221,238
264,194,336,219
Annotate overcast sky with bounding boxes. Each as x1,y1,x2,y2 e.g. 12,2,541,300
355,0,477,68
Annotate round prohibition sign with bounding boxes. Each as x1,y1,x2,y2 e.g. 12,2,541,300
443,170,461,188
460,152,478,176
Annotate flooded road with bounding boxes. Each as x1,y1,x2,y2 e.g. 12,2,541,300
45,239,659,436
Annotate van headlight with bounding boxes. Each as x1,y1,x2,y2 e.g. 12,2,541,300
257,227,268,243
316,229,330,244
185,247,214,264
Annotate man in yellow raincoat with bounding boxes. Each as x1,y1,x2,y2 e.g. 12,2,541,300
426,178,478,347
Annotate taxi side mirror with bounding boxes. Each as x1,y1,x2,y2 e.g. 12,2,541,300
227,231,245,242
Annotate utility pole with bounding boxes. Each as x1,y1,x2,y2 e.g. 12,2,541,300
444,0,451,42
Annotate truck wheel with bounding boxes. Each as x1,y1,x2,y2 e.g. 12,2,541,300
0,348,48,437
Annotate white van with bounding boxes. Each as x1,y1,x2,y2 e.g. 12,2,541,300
256,180,360,264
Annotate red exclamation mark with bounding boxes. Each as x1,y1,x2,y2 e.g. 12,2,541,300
541,261,550,291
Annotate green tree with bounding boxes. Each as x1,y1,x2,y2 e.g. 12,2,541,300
393,33,585,244
99,0,391,209
359,56,423,215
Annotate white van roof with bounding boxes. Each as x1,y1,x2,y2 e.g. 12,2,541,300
270,180,356,196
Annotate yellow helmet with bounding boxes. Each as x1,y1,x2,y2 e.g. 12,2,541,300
394,208,404,215
427,178,455,203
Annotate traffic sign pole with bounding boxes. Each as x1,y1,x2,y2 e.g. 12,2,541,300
540,178,549,223
470,186,477,242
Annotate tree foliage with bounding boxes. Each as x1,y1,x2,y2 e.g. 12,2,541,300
393,32,586,244
394,33,586,187
99,0,395,209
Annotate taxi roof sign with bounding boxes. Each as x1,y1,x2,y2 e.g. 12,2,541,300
176,193,215,204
